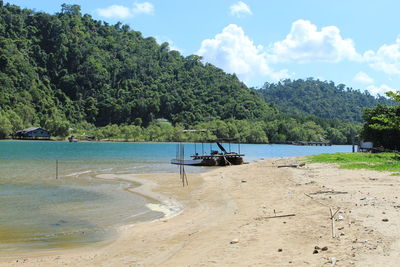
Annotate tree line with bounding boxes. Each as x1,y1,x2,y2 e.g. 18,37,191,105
67,116,360,145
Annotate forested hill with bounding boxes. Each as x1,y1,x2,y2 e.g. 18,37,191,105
0,3,274,134
256,79,394,122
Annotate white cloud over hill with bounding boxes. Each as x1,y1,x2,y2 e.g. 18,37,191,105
364,38,400,75
354,72,374,84
95,2,154,19
270,20,361,63
367,84,395,96
197,24,289,82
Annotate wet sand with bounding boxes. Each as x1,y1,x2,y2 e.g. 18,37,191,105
1,157,400,266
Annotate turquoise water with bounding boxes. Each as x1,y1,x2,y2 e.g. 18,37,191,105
0,141,351,252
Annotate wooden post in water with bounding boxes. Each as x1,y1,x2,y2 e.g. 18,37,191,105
56,159,58,179
178,143,188,187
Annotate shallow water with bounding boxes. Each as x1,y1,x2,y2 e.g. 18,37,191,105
0,141,351,252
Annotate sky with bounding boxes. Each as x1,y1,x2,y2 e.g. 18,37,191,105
5,0,400,95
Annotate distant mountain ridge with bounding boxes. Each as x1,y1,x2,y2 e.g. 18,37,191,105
255,79,395,122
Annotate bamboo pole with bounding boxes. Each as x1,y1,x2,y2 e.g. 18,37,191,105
56,159,58,179
329,207,340,238
263,214,296,219
329,208,335,238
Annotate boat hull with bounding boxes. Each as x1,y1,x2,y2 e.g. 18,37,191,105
170,159,205,166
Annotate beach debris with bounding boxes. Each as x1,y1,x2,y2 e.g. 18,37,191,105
278,248,283,252
314,246,328,252
277,163,305,168
382,218,389,222
330,257,337,266
313,249,319,254
337,215,344,221
230,238,239,244
241,180,247,183
188,230,199,236
309,190,348,195
360,196,376,201
255,214,296,220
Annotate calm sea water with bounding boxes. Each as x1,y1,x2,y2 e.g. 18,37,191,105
0,141,351,252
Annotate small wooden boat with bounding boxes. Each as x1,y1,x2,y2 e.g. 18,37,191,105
171,140,244,167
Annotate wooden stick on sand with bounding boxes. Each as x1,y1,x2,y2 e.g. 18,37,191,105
329,207,340,238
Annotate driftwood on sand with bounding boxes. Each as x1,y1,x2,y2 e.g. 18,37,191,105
309,190,348,195
277,163,306,168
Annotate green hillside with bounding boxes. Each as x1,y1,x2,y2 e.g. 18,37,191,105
256,79,394,122
0,3,273,134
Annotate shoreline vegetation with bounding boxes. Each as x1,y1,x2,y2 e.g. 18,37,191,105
4,118,361,145
1,156,400,266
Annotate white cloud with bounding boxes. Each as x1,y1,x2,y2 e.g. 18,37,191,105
95,2,154,19
270,19,361,63
364,38,400,75
197,24,289,82
132,2,154,16
354,72,374,84
366,84,395,96
230,1,252,18
95,5,132,19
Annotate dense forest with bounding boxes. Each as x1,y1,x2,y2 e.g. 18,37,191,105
0,3,364,144
256,79,394,122
0,3,271,128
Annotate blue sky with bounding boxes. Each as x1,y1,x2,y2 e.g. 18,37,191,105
5,0,400,95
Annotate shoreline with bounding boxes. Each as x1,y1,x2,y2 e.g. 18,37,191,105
0,138,354,146
95,173,184,221
1,157,399,266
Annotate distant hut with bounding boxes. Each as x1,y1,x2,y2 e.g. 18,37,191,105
14,127,51,140
358,141,374,152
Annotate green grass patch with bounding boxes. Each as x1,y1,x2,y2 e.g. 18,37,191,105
307,152,400,172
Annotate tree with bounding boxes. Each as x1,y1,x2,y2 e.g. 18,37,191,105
386,91,400,102
61,4,81,15
0,111,13,138
362,104,400,150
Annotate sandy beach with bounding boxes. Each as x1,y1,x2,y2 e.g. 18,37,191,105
1,157,399,266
